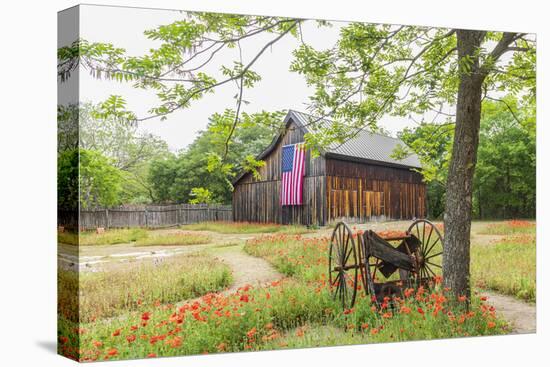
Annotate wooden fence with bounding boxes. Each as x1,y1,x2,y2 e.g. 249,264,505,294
71,204,232,230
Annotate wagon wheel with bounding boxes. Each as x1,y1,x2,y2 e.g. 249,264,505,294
400,219,444,285
329,222,359,310
357,232,377,302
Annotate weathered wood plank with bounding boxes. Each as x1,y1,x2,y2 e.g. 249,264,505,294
70,204,232,230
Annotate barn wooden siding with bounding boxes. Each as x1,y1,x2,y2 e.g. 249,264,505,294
325,159,426,222
232,121,327,225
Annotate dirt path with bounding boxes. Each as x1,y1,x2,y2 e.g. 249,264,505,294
211,246,284,292
482,291,536,334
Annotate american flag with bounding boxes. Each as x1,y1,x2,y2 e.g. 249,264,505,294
281,143,306,206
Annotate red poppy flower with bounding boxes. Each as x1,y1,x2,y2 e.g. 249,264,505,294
400,306,411,314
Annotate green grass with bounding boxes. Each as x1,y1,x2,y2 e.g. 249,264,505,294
479,220,536,235
181,221,312,234
58,231,79,245
244,234,328,281
471,234,536,302
60,228,212,246
78,228,148,246
134,232,211,246
58,253,232,323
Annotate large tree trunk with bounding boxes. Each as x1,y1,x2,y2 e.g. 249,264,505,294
443,30,486,299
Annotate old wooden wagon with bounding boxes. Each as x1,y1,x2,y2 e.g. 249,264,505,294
232,110,426,226
329,219,444,309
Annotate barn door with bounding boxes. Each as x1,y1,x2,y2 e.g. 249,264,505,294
331,189,358,221
362,191,385,219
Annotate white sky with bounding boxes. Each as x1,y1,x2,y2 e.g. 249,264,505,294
78,4,430,152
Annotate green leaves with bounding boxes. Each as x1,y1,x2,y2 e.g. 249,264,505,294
58,14,301,124
78,149,124,209
242,155,266,180
189,187,214,204
474,96,536,218
91,95,137,123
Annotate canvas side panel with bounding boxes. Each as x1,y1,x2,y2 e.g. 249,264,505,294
57,5,81,361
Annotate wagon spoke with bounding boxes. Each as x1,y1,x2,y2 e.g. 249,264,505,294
424,225,434,254
335,227,341,264
331,272,340,286
424,236,440,258
419,268,426,285
426,261,442,269
344,243,354,265
341,274,348,305
424,264,436,277
343,231,351,265
425,251,442,260
332,272,342,300
422,222,428,249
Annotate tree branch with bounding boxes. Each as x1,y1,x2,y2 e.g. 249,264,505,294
138,20,301,122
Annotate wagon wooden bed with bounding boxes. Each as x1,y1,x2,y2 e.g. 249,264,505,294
328,219,443,309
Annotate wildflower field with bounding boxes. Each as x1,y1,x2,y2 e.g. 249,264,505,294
181,221,312,235
58,223,514,362
479,220,536,235
58,253,232,323
472,221,536,302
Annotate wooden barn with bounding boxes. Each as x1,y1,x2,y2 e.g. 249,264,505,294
232,110,426,226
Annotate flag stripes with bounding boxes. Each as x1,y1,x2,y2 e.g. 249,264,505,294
281,143,306,205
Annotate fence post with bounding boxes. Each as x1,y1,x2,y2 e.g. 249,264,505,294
144,208,148,228
105,208,110,229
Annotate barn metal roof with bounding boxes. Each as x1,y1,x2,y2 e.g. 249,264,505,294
287,110,422,169
233,110,421,185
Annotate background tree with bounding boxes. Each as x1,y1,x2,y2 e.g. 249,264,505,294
397,96,536,220
80,99,171,203
474,97,536,218
397,122,454,219
149,109,284,203
77,149,123,209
